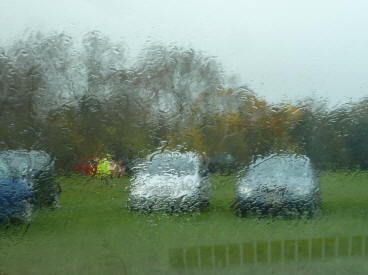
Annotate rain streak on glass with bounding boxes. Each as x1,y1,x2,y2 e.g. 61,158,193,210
1,1,368,274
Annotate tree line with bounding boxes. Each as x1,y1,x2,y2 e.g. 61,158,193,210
0,31,367,172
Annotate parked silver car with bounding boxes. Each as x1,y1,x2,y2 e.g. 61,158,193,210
233,154,320,217
128,150,210,213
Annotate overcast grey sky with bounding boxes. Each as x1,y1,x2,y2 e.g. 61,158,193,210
1,0,368,106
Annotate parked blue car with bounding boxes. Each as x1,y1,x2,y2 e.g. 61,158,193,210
0,150,60,223
0,177,32,223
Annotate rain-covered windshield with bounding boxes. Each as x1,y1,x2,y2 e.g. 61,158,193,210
1,1,368,275
145,151,199,175
243,154,316,188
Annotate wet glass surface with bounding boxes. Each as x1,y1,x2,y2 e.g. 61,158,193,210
1,1,368,274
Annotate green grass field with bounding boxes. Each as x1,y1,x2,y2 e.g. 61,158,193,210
1,172,368,275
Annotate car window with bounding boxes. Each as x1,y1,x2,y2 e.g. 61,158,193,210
145,152,199,175
1,1,368,275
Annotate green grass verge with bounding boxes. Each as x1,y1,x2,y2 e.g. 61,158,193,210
1,172,368,274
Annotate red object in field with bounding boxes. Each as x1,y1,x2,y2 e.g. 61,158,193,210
75,157,125,177
75,158,98,176
91,160,98,176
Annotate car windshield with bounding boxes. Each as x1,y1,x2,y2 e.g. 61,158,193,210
145,152,199,175
243,155,316,188
1,1,368,275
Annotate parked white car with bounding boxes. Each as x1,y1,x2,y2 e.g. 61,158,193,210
128,150,210,213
